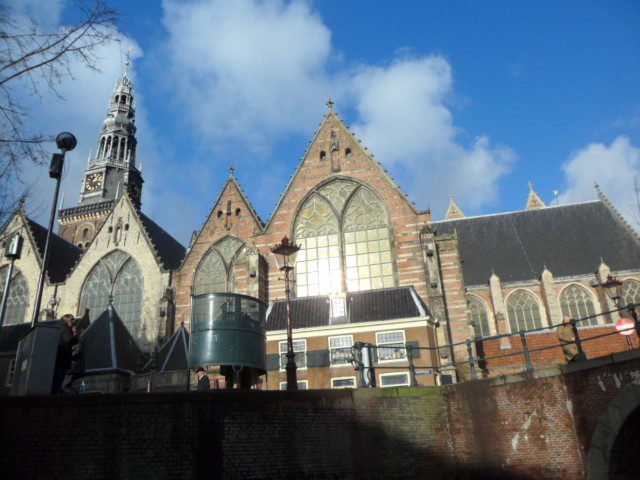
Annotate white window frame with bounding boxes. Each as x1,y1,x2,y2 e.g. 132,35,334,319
279,339,307,371
279,380,309,390
5,358,16,387
375,330,407,363
328,334,354,367
379,372,410,388
331,376,356,389
330,297,346,318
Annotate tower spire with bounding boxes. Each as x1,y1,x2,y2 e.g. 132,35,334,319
444,194,465,220
525,181,546,210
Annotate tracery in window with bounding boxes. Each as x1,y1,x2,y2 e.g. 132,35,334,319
622,279,640,307
80,250,144,337
506,290,543,332
467,295,491,338
560,284,597,326
193,236,246,295
0,267,29,325
294,179,395,297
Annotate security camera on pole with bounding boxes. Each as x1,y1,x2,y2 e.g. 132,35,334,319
31,132,77,327
0,232,24,328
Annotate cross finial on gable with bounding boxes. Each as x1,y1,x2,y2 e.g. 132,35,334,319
326,98,334,110
528,180,534,190
229,165,235,177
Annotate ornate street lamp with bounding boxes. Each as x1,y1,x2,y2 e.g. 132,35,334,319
601,275,623,307
271,236,300,391
31,132,77,326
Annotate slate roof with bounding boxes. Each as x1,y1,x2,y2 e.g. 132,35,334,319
82,305,148,373
432,200,640,286
138,211,186,270
142,324,189,373
0,323,32,354
25,217,82,283
266,286,430,331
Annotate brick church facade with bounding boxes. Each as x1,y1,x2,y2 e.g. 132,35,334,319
2,67,640,392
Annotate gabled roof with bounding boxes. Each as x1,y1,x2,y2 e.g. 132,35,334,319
432,200,640,286
138,211,186,270
264,102,426,231
266,286,430,331
82,304,147,374
142,324,189,373
444,195,465,220
24,216,82,283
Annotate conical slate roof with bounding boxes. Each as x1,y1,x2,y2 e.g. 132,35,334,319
143,324,189,373
82,305,147,374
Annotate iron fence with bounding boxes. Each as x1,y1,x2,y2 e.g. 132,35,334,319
350,302,640,387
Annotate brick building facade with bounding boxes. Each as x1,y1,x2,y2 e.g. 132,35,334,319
2,68,640,392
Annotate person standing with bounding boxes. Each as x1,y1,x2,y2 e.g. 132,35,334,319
557,315,580,362
58,314,85,394
196,367,210,391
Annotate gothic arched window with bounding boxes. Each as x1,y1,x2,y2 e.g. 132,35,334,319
294,179,395,297
0,266,29,325
560,284,598,326
80,250,144,337
467,295,490,338
506,289,543,332
622,279,640,306
194,236,246,295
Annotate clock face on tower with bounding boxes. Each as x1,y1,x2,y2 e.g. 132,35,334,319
84,172,103,192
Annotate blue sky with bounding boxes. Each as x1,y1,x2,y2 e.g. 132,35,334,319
13,0,640,244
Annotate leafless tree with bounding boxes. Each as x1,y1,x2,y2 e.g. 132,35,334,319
0,1,120,227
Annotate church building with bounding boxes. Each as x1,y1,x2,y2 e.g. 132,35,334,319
2,64,640,392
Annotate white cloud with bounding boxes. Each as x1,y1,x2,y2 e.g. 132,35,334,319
160,0,515,218
559,136,640,221
350,56,515,214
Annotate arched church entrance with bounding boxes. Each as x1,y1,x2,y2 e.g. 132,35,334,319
587,383,640,479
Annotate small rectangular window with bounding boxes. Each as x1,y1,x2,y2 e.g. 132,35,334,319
329,335,353,365
5,358,16,387
279,340,307,370
376,330,407,362
379,372,410,388
331,297,346,318
279,380,308,390
331,377,356,389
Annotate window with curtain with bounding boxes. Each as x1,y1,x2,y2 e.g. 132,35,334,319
560,284,598,326
193,236,246,295
294,179,395,297
80,250,143,337
622,279,640,307
0,266,29,325
506,289,543,332
467,295,491,338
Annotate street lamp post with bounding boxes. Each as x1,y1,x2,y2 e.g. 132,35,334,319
271,236,300,391
0,233,24,328
601,274,640,343
31,132,77,327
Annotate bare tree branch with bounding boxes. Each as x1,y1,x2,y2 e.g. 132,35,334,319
0,1,120,225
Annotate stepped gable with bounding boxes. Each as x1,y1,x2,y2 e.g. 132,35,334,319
138,211,186,270
432,200,640,286
82,304,147,373
266,286,430,331
143,324,189,373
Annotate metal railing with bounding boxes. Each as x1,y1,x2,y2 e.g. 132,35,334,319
350,302,640,387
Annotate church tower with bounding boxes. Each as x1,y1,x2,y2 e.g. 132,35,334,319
58,55,144,247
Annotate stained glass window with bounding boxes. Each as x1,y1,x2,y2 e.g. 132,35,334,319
193,236,246,295
560,284,598,326
80,250,144,337
506,290,543,332
467,295,491,338
622,279,640,307
294,180,395,297
0,267,29,325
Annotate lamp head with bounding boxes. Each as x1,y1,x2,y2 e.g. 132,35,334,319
55,132,77,152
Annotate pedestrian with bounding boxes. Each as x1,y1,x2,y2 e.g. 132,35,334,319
196,366,210,391
58,314,85,394
557,315,580,362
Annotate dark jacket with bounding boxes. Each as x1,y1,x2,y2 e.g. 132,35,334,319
57,322,74,372
197,373,211,392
